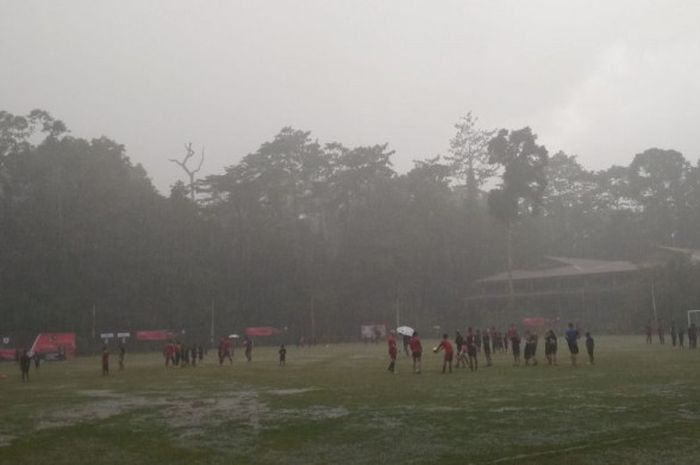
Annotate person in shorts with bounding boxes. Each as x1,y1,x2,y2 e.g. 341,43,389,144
435,333,453,374
101,345,110,376
565,323,580,366
482,328,492,367
545,330,558,365
409,331,422,374
465,328,478,372
20,350,31,382
387,330,398,373
585,332,595,364
279,344,287,366
508,326,521,366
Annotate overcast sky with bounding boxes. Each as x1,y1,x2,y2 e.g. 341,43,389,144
2,1,699,192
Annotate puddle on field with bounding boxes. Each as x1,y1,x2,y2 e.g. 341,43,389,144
267,387,318,396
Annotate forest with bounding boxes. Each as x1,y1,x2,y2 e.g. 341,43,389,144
2,109,699,346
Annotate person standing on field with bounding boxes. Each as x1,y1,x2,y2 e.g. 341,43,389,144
645,321,653,344
465,328,478,372
482,329,492,367
565,323,580,366
101,345,110,376
545,330,558,365
671,321,677,347
279,344,287,366
118,344,125,370
585,332,595,364
435,333,454,374
508,325,520,366
409,331,422,374
689,324,697,349
20,350,31,382
402,334,411,357
455,331,464,356
244,337,253,362
678,327,685,349
387,330,398,373
657,320,665,345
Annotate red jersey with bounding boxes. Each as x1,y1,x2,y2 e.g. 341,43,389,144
387,335,397,356
439,340,454,356
409,336,422,354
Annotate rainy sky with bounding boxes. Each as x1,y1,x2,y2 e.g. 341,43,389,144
2,1,699,192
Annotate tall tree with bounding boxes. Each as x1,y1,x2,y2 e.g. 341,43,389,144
487,127,548,307
445,112,497,199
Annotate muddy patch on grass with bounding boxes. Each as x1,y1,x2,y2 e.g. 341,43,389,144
36,395,163,430
162,390,268,433
0,432,16,448
267,387,318,396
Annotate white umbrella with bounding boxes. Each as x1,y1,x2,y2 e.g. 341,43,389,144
396,326,414,337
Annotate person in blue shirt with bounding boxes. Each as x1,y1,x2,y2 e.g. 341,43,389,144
565,323,580,367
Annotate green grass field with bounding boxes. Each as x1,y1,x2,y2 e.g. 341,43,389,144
1,336,699,465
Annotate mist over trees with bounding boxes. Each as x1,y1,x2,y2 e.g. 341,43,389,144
2,109,700,345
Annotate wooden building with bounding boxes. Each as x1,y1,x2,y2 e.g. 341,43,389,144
466,257,651,332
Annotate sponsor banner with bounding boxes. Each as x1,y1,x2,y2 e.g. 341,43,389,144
244,327,280,337
100,332,115,339
522,317,546,328
135,330,174,341
117,332,131,338
30,333,76,359
0,348,19,361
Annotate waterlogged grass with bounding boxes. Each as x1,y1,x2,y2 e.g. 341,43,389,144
1,337,699,464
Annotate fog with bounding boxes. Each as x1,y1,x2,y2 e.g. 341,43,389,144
2,0,699,192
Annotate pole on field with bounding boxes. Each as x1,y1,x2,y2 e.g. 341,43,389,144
651,278,658,322
91,304,96,339
395,296,400,328
210,300,215,346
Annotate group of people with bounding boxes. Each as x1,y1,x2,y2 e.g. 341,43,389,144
162,340,205,368
387,323,596,374
645,321,698,349
216,337,255,365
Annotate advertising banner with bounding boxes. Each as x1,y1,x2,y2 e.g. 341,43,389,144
135,330,174,341
244,327,280,337
30,333,76,359
0,348,19,361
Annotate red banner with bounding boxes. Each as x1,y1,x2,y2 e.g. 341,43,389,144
135,330,175,341
0,348,19,361
522,317,546,328
30,333,76,359
245,327,280,337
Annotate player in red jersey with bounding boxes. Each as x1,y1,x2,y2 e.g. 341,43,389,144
387,330,398,373
435,333,454,374
409,331,423,374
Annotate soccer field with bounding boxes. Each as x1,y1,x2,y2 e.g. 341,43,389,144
1,336,699,465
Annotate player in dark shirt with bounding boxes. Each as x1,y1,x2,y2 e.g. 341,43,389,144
545,330,558,365
585,332,595,364
279,344,287,366
118,344,126,370
101,346,110,376
482,329,492,367
20,350,31,382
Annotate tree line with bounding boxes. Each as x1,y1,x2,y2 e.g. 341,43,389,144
1,109,699,346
